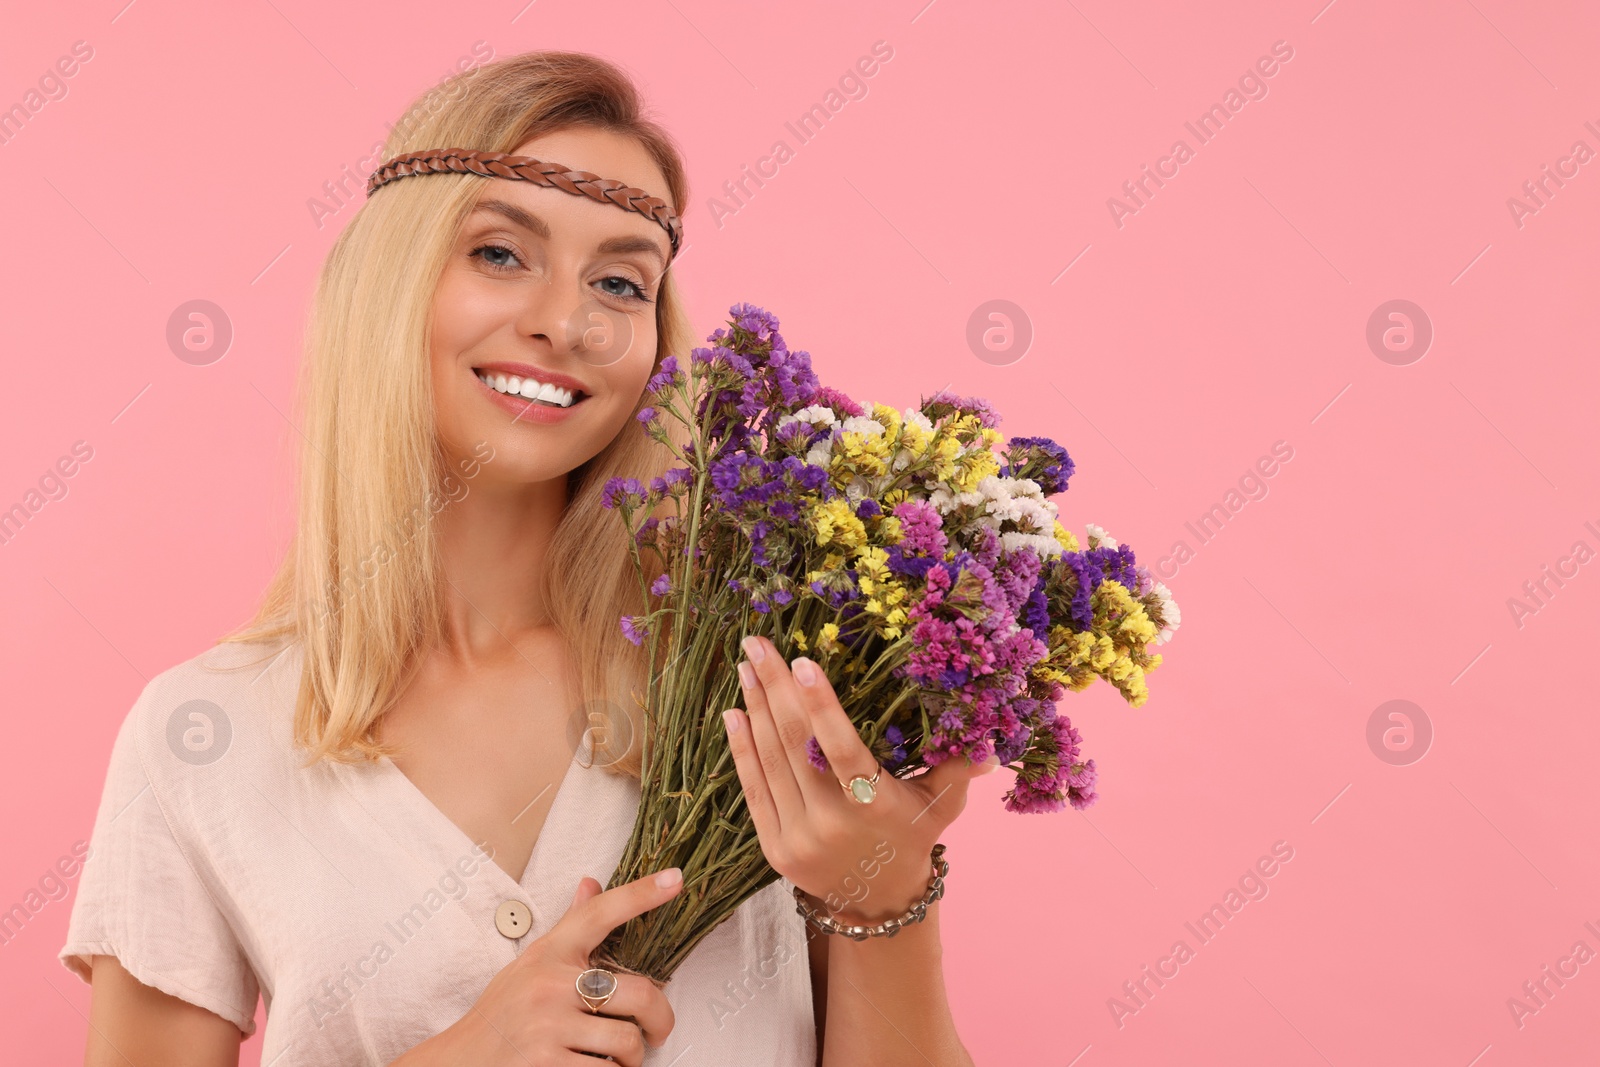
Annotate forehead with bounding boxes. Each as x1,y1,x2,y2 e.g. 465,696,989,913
466,127,674,256
511,126,670,203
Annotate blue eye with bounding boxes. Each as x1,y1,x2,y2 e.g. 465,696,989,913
597,275,652,303
469,242,523,273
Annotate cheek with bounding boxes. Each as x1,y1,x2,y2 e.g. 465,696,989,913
593,322,659,400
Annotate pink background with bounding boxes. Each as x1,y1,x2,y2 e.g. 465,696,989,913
3,1,1596,1063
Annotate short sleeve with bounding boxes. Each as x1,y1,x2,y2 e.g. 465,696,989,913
58,687,261,1036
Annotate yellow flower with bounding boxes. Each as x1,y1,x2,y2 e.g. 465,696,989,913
1052,521,1080,553
790,628,809,652
855,545,910,638
931,436,963,481
810,498,867,549
871,403,902,438
818,622,841,654
953,447,1001,493
837,420,891,477
897,417,931,459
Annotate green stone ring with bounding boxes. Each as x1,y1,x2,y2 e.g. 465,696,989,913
841,766,882,804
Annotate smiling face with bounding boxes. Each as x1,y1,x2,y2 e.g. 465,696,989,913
429,126,673,489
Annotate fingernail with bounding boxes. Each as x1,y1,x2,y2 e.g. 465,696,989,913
722,708,740,734
792,657,816,686
741,635,765,662
657,867,682,889
737,661,755,689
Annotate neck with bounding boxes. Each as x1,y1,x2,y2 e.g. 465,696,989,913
432,474,567,660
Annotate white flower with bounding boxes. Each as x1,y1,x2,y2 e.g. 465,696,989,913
778,405,839,431
928,485,985,515
840,415,886,437
1085,523,1119,549
1001,530,1065,559
973,476,1057,534
1149,581,1181,644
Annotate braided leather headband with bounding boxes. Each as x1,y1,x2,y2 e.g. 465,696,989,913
366,148,683,260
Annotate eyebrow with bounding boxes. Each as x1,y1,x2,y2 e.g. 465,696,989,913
471,198,668,266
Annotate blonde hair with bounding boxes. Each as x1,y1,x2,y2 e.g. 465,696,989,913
221,51,692,779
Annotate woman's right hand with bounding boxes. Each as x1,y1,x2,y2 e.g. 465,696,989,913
394,867,684,1066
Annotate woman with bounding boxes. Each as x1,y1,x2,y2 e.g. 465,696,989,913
60,50,989,1065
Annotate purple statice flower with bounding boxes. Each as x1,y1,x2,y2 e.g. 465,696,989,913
812,384,864,418
1065,758,1098,810
886,500,947,579
1022,571,1050,639
602,477,648,511
993,549,1042,619
707,451,831,568
805,736,830,773
895,500,947,554
620,615,648,646
774,418,817,451
902,611,997,692
1001,713,1095,813
650,466,692,497
922,387,1001,429
990,697,1042,766
636,406,657,424
646,354,684,394
730,301,781,341
1000,436,1075,496
970,525,1003,570
1054,542,1142,630
881,725,909,769
993,627,1047,679
939,555,1011,634
650,573,671,597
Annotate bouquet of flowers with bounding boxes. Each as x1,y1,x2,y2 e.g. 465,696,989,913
594,303,1180,982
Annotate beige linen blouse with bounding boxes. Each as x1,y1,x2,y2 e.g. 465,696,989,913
59,639,817,1065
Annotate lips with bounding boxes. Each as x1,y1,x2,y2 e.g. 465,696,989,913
474,368,586,408
474,361,588,392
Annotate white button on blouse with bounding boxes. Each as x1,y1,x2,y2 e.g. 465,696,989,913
59,639,817,1066
493,899,533,940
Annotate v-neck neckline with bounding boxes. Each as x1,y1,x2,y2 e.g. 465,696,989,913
365,732,591,897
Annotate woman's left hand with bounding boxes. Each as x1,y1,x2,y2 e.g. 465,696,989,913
722,634,999,927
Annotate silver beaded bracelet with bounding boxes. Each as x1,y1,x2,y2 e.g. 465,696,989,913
792,843,949,940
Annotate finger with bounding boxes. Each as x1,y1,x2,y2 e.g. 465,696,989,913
590,974,675,1050
735,642,807,819
740,635,828,804
907,751,995,827
723,706,784,842
571,875,603,909
568,1014,649,1066
788,654,879,790
551,868,684,956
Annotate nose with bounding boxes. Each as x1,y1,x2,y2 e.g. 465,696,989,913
513,272,582,355
514,279,635,369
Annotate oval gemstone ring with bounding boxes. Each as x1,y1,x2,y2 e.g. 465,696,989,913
576,967,618,1013
841,766,881,804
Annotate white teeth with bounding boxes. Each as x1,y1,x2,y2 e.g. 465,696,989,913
476,370,580,408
